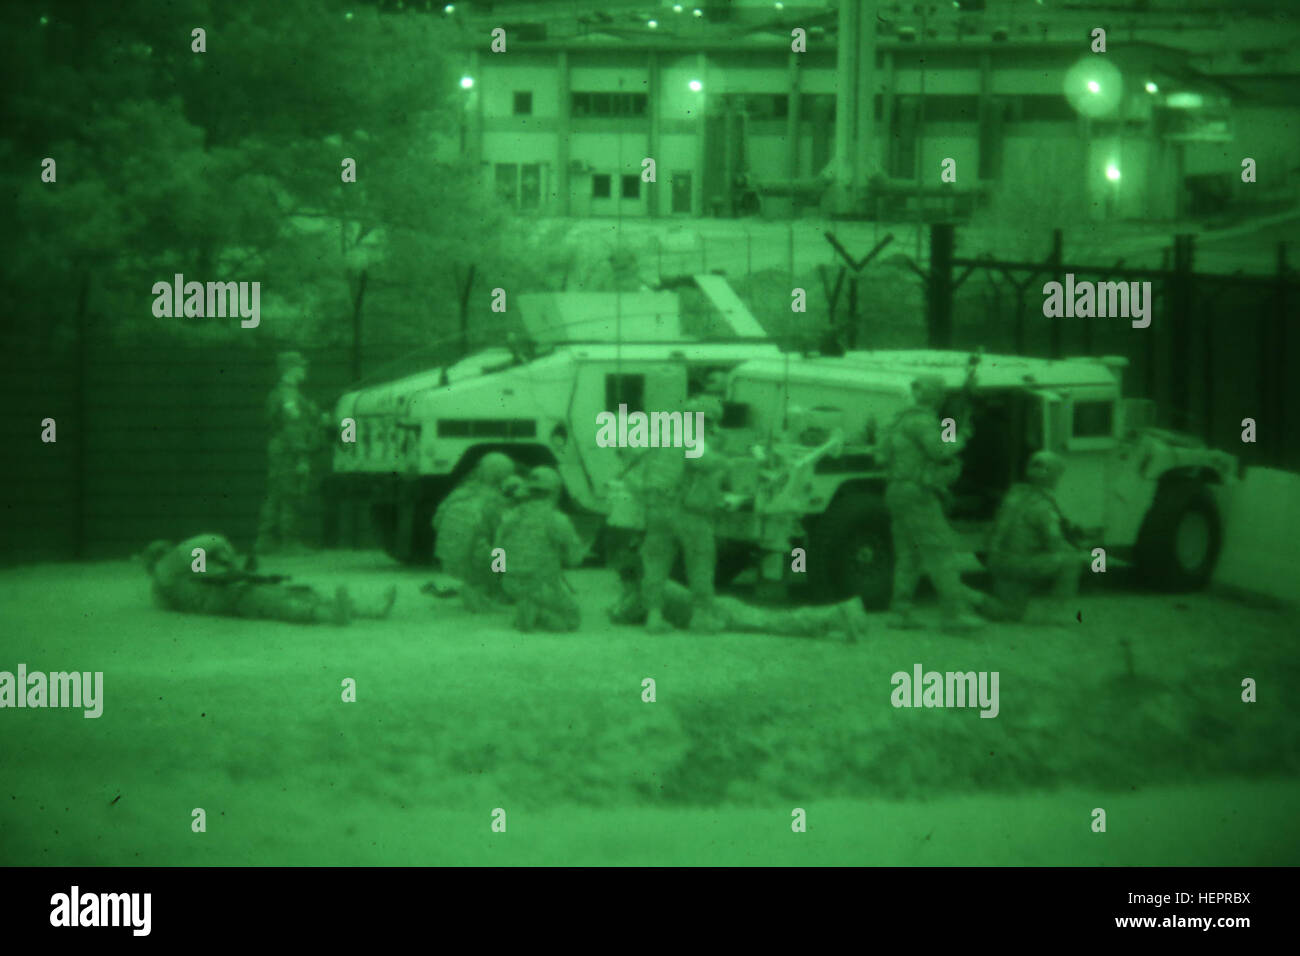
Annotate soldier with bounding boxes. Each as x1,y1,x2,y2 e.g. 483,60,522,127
140,534,395,625
256,351,328,556
881,374,985,631
987,451,1091,625
432,452,517,611
639,396,732,634
609,567,868,641
494,467,586,632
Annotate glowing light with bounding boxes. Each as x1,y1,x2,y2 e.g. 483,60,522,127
444,4,455,12
693,7,703,16
1064,57,1123,118
673,4,683,11
648,19,658,28
1145,81,1158,94
1105,164,1121,182
689,79,703,92
460,76,474,89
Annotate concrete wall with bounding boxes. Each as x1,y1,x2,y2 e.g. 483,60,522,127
1214,467,1300,605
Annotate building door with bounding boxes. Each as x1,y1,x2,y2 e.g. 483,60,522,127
671,170,692,214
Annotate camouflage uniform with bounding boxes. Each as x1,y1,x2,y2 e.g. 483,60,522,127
494,487,585,632
256,354,323,555
988,483,1085,620
881,391,977,626
147,534,347,625
433,482,507,612
610,579,866,641
639,425,732,632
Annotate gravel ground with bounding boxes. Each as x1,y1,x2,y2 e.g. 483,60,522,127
1,551,1296,866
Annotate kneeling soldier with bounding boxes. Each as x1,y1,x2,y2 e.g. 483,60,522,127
494,467,586,632
987,452,1090,625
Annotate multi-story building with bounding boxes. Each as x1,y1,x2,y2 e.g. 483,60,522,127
439,0,1300,221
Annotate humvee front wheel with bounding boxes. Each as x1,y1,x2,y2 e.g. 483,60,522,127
813,494,894,610
1136,480,1222,591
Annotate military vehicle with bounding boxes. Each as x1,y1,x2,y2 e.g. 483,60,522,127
333,278,1237,608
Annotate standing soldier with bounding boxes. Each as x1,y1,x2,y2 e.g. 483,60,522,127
640,396,732,634
432,452,516,611
494,467,586,632
881,374,984,631
256,351,328,556
140,534,395,625
987,451,1090,625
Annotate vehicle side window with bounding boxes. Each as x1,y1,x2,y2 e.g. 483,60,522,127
1073,400,1114,438
605,374,645,414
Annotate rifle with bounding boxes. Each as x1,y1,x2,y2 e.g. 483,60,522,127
195,571,294,587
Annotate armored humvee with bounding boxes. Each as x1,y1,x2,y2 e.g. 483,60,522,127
332,278,1237,608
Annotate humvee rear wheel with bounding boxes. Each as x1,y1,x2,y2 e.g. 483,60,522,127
1136,481,1222,591
813,494,894,610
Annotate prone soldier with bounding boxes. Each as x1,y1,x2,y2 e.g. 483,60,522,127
609,567,867,641
140,534,395,625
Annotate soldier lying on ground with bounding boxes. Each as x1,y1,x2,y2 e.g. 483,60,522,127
139,534,396,625
608,566,868,642
494,467,587,633
986,451,1091,626
432,452,516,612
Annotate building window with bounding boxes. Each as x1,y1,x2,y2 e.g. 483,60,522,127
737,94,788,120
513,91,532,115
1073,400,1114,438
520,163,541,210
494,163,518,206
621,174,640,199
495,162,543,211
572,91,648,118
592,174,612,199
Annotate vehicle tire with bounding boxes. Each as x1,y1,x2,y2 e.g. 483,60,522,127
812,492,894,610
370,502,400,560
1135,480,1222,591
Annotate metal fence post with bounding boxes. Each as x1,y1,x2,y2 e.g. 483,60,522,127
1169,234,1195,431
1048,228,1063,359
927,223,954,349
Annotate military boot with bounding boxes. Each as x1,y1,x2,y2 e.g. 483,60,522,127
352,586,398,620
885,604,925,630
836,600,869,643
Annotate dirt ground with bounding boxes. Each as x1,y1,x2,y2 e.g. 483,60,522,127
1,551,1297,866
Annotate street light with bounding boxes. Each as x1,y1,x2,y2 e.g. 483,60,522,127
460,76,474,89
689,79,703,92
1145,81,1158,94
1105,164,1121,182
